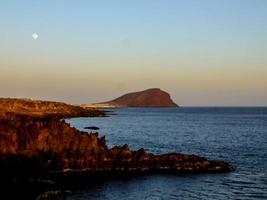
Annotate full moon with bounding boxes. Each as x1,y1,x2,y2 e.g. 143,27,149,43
32,32,39,40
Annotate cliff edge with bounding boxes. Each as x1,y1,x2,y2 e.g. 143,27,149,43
0,113,234,177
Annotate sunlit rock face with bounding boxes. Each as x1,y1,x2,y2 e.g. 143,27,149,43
0,113,107,170
0,113,235,176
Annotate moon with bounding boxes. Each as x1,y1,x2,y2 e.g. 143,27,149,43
32,32,39,40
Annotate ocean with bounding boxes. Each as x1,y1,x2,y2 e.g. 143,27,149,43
66,107,267,200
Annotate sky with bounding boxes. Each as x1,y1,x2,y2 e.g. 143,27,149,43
0,0,267,106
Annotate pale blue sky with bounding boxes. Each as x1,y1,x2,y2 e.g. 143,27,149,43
0,1,267,106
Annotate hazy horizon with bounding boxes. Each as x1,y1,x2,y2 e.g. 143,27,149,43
1,1,267,106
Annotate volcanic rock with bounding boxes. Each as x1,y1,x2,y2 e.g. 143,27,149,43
0,112,235,181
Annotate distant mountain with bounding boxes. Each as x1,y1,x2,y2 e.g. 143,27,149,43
83,88,178,108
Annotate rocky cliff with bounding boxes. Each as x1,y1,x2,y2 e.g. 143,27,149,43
83,88,178,108
0,99,234,199
0,112,234,178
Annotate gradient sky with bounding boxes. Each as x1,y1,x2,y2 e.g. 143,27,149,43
1,0,267,106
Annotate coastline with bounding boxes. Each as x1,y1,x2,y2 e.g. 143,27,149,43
0,98,235,199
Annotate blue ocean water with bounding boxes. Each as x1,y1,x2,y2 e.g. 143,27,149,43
66,107,267,200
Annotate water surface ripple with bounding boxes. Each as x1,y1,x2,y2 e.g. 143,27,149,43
67,107,267,200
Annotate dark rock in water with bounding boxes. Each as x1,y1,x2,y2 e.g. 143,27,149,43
84,126,100,130
0,178,66,200
35,190,71,200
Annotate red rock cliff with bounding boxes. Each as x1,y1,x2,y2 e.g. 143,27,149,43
0,113,234,175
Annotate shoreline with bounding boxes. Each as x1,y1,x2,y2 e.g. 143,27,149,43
0,98,235,199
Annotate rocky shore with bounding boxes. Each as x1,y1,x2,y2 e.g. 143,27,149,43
0,113,234,174
0,99,235,199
